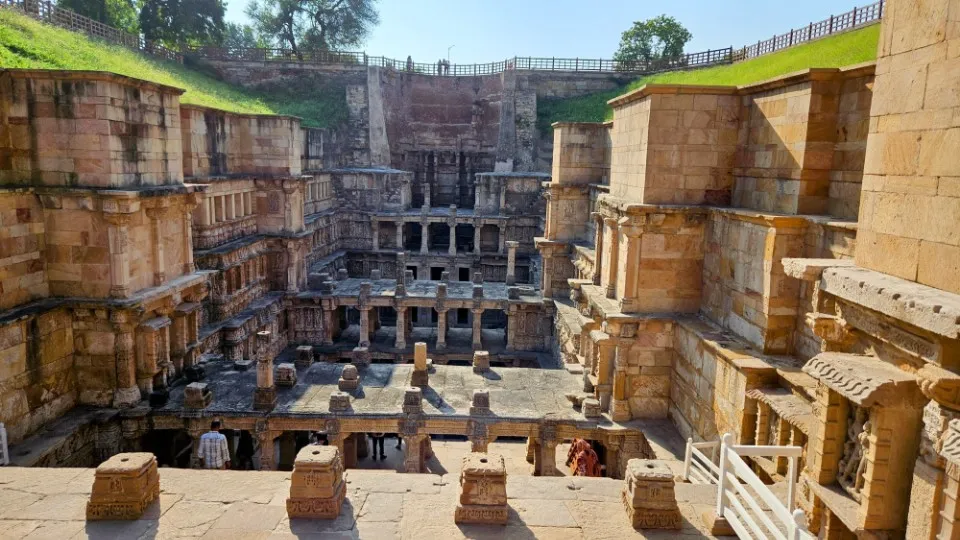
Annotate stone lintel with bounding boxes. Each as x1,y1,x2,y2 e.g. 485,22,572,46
782,258,856,281
802,352,924,408
745,388,815,434
607,83,738,108
821,266,960,340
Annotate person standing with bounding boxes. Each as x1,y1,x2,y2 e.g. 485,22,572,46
198,420,231,470
371,432,386,460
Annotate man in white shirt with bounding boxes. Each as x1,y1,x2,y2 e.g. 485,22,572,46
197,420,231,470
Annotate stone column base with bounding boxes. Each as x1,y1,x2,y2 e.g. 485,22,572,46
114,386,142,408
87,453,160,520
286,481,345,519
455,504,508,524
254,387,277,411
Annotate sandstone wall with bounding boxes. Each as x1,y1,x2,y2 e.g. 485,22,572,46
550,122,611,186
700,211,806,354
0,191,47,310
0,308,76,444
0,70,183,189
856,0,960,292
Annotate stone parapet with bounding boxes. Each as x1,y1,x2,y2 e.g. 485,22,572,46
0,69,184,188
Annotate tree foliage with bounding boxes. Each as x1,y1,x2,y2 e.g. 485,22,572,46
613,15,692,66
57,0,140,34
246,0,378,54
139,0,225,47
223,22,266,49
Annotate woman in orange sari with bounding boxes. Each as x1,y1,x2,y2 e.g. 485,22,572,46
567,438,602,477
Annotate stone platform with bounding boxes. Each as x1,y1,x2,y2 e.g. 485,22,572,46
0,466,734,539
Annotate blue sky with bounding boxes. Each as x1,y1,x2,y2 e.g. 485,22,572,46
225,0,859,62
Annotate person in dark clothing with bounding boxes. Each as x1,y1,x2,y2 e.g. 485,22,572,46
371,432,386,460
393,433,402,450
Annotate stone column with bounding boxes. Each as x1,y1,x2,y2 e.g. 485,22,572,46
618,223,643,308
422,182,431,208
534,428,559,476
285,240,299,293
603,217,619,299
596,336,615,412
436,309,448,349
498,225,506,254
471,308,484,350
396,221,403,250
505,309,516,351
611,344,631,422
372,220,379,251
401,433,426,473
226,193,236,220
257,429,278,471
473,222,482,255
359,307,371,347
448,223,457,255
395,307,407,349
199,195,213,226
104,213,132,298
420,220,429,254
254,331,276,411
322,307,334,345
112,311,140,408
146,206,167,286
183,196,198,274
591,212,604,286
505,241,518,285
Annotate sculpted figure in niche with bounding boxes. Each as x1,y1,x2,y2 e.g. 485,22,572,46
837,406,868,501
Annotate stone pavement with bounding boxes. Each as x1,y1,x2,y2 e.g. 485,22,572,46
0,466,732,539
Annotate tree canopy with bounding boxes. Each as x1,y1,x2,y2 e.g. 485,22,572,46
613,15,692,67
139,0,226,48
246,0,378,54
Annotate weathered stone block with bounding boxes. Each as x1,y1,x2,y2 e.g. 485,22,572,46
329,391,351,412
295,345,314,369
455,453,508,525
582,397,601,418
470,389,490,415
473,351,490,373
338,364,359,391
622,459,681,529
86,452,160,520
286,445,345,519
402,387,422,414
184,382,212,409
276,363,297,387
254,387,276,411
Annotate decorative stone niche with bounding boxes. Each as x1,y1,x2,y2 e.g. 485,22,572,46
801,352,926,535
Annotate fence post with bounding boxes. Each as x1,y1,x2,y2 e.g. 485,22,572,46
575,57,579,71
683,438,693,481
808,22,813,40
789,28,794,45
878,0,883,19
714,433,732,520
829,14,834,33
852,5,858,25
787,455,798,511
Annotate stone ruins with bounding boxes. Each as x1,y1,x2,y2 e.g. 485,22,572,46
1,0,960,537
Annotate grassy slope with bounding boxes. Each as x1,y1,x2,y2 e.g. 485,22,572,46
0,9,342,127
538,24,881,131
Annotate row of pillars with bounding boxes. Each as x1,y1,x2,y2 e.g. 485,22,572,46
372,218,512,257
358,305,493,351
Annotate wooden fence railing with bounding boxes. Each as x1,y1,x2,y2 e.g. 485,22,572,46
0,0,182,62
732,0,884,61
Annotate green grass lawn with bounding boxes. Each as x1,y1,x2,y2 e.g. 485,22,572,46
537,24,881,131
0,9,343,127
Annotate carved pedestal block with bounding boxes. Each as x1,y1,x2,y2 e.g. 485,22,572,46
473,351,490,373
329,392,351,412
286,445,346,519
455,453,508,524
352,346,371,366
470,390,491,416
87,453,160,520
403,387,423,414
234,359,253,371
295,345,314,369
184,382,212,409
276,363,298,387
622,459,681,529
338,364,359,391
583,397,601,418
254,387,277,411
411,368,429,387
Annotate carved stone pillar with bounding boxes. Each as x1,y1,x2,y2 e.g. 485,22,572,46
183,194,198,273
395,221,403,250
104,212,133,298
145,206,167,286
254,331,276,411
448,224,457,257
436,309,448,349
112,311,140,408
618,221,643,309
498,225,506,254
285,240,299,293
471,308,484,351
359,307,371,347
505,309,516,352
611,343,631,422
469,421,490,453
257,427,279,471
505,240,518,285
533,425,559,476
395,306,407,349
591,212,603,286
422,182,431,208
322,307,334,346
603,217,619,299
595,335,614,412
473,221,481,255
420,219,429,254
372,220,380,251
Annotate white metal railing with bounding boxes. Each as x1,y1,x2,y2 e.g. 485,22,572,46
712,432,812,540
0,422,9,465
683,438,721,484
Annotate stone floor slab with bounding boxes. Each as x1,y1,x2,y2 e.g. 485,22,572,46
210,503,286,532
